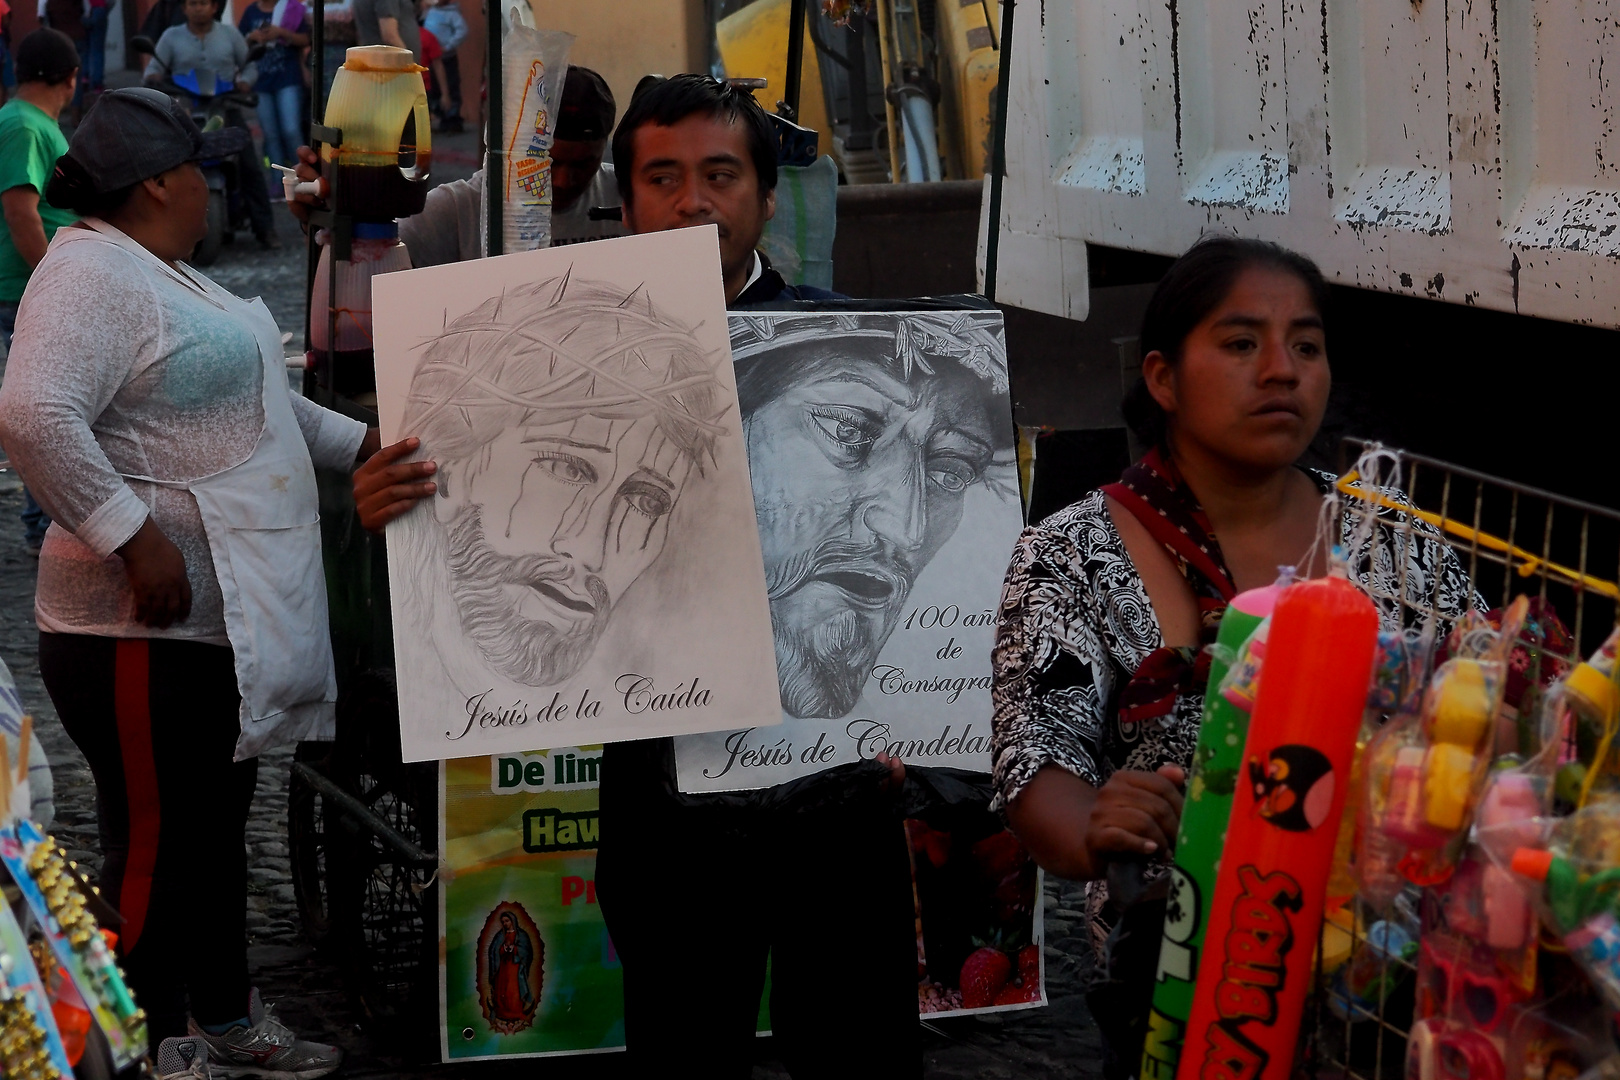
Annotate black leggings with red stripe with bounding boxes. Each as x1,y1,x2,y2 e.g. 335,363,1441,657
39,633,259,1040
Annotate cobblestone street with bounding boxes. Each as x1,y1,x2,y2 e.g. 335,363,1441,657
0,134,1105,1075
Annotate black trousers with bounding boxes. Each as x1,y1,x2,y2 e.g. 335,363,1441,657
39,633,259,1040
597,741,922,1079
223,102,276,239
441,51,462,115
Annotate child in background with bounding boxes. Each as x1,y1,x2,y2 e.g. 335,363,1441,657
420,0,463,132
416,16,440,103
0,0,13,106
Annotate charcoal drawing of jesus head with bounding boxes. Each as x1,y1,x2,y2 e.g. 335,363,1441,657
402,272,728,688
731,313,1014,720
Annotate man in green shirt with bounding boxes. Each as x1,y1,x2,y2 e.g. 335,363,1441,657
0,27,77,551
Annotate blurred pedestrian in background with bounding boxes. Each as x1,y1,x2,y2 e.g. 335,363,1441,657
314,0,352,108
414,0,439,108
238,0,310,172
146,0,281,248
353,0,419,62
39,0,85,112
0,27,75,555
1,0,17,106
138,0,187,68
81,0,105,92
420,0,462,131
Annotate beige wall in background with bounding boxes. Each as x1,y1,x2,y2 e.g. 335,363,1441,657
528,0,710,133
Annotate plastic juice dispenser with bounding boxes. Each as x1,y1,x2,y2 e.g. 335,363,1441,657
320,44,431,218
310,45,429,400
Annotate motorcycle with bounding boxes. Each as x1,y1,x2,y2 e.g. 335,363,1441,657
132,35,266,265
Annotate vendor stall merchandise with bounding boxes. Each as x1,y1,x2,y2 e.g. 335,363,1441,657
0,721,151,1078
1145,441,1620,1080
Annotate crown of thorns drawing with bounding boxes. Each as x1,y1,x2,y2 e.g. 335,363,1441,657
404,271,730,465
729,310,1009,397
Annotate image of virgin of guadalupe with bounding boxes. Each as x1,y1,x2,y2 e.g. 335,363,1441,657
477,904,544,1034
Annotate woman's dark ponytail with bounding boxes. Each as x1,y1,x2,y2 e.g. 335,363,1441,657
45,153,137,220
1124,235,1330,451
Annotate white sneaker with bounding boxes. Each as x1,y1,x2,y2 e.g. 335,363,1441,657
156,1036,212,1080
187,989,342,1080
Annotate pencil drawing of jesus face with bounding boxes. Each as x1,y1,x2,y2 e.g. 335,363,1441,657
436,413,698,687
743,347,998,719
400,274,727,692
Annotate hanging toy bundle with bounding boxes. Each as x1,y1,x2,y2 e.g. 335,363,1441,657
1140,575,1289,1079
1176,570,1381,1080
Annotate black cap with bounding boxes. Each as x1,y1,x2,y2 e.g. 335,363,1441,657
46,87,250,207
15,28,80,84
556,65,615,142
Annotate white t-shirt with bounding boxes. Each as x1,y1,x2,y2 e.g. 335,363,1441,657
0,223,366,643
550,163,626,246
397,163,625,267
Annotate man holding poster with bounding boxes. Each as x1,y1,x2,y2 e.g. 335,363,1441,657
357,76,1029,1074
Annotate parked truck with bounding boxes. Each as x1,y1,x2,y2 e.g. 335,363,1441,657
981,0,1620,512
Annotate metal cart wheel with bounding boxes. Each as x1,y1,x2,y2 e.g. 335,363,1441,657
287,669,439,1038
287,743,335,948
334,760,438,1024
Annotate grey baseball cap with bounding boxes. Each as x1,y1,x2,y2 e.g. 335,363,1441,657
45,87,250,207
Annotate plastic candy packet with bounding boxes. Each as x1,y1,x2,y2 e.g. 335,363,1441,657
1358,600,1528,898
1329,628,1431,909
1497,801,1620,1013
1547,626,1620,812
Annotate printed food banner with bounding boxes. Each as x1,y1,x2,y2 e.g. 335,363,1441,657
440,751,1045,1060
439,749,621,1060
908,818,1047,1016
674,310,1023,792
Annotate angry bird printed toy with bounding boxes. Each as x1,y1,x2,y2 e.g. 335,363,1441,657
1249,744,1336,832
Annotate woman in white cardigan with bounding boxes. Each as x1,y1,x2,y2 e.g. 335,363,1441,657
0,87,369,1078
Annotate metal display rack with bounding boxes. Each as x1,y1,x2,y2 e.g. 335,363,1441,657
287,1,441,1040
1306,439,1620,1079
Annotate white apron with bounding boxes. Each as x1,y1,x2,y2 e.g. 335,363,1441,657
66,221,337,761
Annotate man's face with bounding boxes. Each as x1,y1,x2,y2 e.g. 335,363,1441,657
184,0,214,30
621,113,776,286
437,413,695,686
551,138,606,213
747,355,997,719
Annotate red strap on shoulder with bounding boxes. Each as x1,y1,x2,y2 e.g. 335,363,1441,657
1102,479,1237,604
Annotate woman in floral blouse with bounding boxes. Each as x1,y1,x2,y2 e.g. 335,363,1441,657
990,236,1474,1076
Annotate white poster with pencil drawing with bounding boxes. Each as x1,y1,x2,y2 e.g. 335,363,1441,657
371,227,782,762
674,309,1023,792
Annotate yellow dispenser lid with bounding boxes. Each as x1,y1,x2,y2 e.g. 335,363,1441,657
342,44,424,73
1568,662,1620,722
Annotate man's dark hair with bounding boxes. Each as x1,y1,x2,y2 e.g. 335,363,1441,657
1122,234,1330,450
15,27,79,86
610,74,777,207
556,65,615,142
